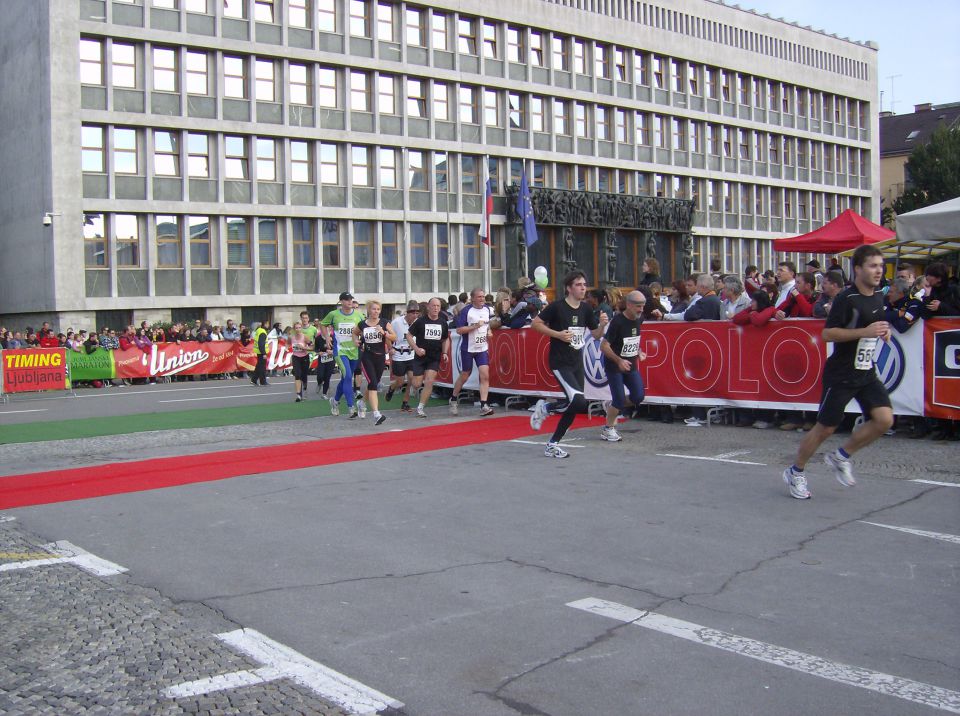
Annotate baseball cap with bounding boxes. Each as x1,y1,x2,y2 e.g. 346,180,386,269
406,300,420,311
805,259,821,269
338,291,354,301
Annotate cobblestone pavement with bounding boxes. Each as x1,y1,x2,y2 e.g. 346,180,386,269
0,518,353,716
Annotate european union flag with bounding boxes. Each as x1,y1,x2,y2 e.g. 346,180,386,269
517,169,539,248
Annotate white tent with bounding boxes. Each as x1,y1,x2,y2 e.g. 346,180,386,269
851,197,960,263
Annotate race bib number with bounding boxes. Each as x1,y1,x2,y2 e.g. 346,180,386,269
320,353,333,363
363,326,382,344
854,336,878,370
569,327,586,350
473,324,489,350
337,323,355,341
423,324,443,341
621,335,640,358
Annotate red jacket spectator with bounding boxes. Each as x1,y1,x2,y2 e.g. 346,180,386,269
38,330,59,348
733,305,777,327
779,272,817,318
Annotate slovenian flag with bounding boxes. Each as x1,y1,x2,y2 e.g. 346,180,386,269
479,158,493,246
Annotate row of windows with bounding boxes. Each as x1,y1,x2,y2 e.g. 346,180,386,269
136,0,868,82
80,125,870,193
82,213,501,271
79,37,868,136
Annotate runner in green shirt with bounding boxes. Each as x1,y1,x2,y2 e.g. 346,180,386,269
320,292,366,417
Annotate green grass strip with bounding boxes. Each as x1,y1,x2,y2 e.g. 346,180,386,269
0,396,445,445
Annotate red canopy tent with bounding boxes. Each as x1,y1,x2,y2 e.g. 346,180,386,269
772,209,894,253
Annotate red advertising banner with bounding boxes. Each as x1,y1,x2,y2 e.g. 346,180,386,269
113,340,295,380
924,319,960,419
1,349,68,394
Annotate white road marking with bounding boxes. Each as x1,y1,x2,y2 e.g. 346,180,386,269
712,449,752,459
911,480,960,488
0,408,49,415
860,522,960,545
159,394,281,404
656,453,766,466
510,439,585,448
165,628,403,714
75,380,295,399
0,515,16,523
567,597,960,714
0,541,127,576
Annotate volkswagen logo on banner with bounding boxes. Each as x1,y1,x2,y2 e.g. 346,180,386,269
583,338,608,388
874,334,905,393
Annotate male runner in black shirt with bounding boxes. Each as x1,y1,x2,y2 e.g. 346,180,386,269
530,271,609,458
600,290,647,442
782,244,894,499
406,297,451,418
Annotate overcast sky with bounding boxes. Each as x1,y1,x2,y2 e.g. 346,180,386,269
729,0,960,114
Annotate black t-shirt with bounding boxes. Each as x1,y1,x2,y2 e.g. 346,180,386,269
823,286,885,385
358,318,390,356
603,313,644,370
408,316,449,361
538,299,599,369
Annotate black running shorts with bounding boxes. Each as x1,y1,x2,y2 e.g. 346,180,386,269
816,376,891,428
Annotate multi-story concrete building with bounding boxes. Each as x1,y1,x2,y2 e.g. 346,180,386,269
0,0,880,330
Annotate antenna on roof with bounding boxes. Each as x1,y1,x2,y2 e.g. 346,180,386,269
886,74,902,114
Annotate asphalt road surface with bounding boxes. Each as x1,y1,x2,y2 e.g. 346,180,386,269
1,401,957,715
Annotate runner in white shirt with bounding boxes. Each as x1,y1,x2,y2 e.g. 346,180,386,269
385,300,420,413
449,288,501,416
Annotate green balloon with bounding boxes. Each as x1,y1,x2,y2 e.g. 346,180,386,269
535,275,548,289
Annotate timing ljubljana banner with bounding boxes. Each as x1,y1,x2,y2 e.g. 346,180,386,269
0,349,69,394
438,318,949,419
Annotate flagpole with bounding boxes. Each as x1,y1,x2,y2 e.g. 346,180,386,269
524,158,531,281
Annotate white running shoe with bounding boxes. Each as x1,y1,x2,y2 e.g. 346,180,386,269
449,398,459,415
479,405,495,416
530,399,548,430
329,397,339,416
600,426,622,442
782,467,811,499
416,405,427,418
357,399,367,419
684,417,704,427
374,413,386,426
544,442,569,459
824,451,856,487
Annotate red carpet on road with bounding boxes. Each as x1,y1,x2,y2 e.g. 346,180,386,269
0,415,598,509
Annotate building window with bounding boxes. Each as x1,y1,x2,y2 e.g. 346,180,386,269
288,0,308,28
379,147,398,188
652,55,664,89
506,26,523,63
351,145,371,186
114,214,140,267
508,93,525,129
530,31,544,66
322,219,341,266
431,11,448,51
187,133,210,177
483,89,500,126
225,217,249,266
433,81,449,120
556,163,572,190
382,222,399,268
225,135,249,179
722,126,733,157
255,59,275,101
185,50,208,94
457,17,477,55
350,0,370,37
405,7,425,46
459,85,478,123
408,150,428,190
489,225,502,268
407,78,427,117
410,223,429,268
154,130,180,176
156,214,182,267
79,38,104,85
672,117,685,150
723,182,734,212
292,218,315,267
81,125,105,172
671,59,684,93
290,140,311,183
738,73,749,105
614,48,627,82
553,98,569,135
223,55,247,98
84,213,106,267
654,115,667,148
482,22,498,58
185,0,208,12
376,2,396,41
531,96,545,132
598,168,612,192
435,152,448,191
577,165,592,191
436,224,449,268
615,109,628,143
318,0,335,32
706,67,718,99
377,74,396,114
463,225,480,268
353,220,374,267
255,138,276,181
114,128,138,175
635,112,650,145
188,215,211,267
112,42,136,88
318,67,337,108
688,63,700,95
289,63,311,105
633,51,648,85
596,106,611,141
258,217,279,267
574,103,588,138
461,154,479,194
595,44,610,79
707,124,720,155
551,34,568,71
152,47,177,92
223,0,246,19
573,39,586,74
319,142,338,183
350,71,371,111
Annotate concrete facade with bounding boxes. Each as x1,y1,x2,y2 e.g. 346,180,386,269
0,0,880,330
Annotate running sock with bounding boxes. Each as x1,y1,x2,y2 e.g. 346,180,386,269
791,464,804,474
837,448,851,460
